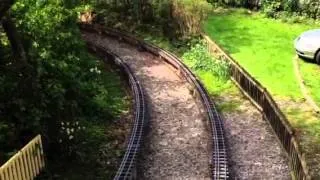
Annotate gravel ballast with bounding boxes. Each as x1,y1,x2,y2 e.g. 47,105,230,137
217,94,291,179
82,31,291,180
82,32,212,179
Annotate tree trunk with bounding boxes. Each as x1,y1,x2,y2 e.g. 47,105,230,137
0,0,14,19
2,13,29,67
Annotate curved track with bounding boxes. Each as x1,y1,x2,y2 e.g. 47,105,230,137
80,24,229,179
85,42,146,179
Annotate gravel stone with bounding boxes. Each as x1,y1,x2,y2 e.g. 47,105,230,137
82,32,211,179
82,32,291,180
217,94,291,180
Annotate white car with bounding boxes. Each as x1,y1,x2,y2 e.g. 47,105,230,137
294,29,320,64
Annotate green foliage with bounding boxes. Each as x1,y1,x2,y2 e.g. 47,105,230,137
261,0,320,21
283,0,300,12
208,0,260,9
182,41,230,79
0,0,127,162
262,0,283,17
301,0,320,19
262,0,301,18
91,0,212,39
207,0,320,19
37,116,128,179
171,0,212,37
278,0,320,19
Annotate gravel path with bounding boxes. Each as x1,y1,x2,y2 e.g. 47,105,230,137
82,32,211,179
217,93,291,180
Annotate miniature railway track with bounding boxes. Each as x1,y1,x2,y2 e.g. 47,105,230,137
85,42,146,179
80,24,229,180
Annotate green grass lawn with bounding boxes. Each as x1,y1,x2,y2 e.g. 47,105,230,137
204,9,319,100
204,9,320,177
299,59,320,107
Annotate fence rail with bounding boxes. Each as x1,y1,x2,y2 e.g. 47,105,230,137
203,35,310,180
0,135,45,180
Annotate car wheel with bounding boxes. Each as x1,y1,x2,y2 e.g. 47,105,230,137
316,51,320,65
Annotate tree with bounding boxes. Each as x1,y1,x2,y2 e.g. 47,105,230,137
2,13,30,69
0,0,14,19
0,0,117,158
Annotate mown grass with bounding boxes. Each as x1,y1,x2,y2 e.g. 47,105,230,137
204,9,318,100
195,71,241,112
299,59,320,107
204,8,320,177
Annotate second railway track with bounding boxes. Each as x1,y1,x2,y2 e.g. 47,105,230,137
80,24,229,180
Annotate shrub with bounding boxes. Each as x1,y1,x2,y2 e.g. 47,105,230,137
283,0,300,12
301,0,320,19
182,41,230,79
208,0,261,9
262,0,283,17
0,0,120,157
171,0,212,37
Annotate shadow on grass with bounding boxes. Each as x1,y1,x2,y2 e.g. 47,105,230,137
298,56,318,65
204,13,257,55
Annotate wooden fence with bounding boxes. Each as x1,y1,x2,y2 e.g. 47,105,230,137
0,135,45,180
203,35,310,180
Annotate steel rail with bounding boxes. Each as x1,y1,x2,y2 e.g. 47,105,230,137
84,41,146,179
81,24,229,180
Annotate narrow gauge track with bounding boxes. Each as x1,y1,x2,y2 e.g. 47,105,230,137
81,24,229,180
85,42,146,179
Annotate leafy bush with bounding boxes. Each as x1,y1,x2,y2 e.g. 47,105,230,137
0,0,126,159
182,41,230,79
207,0,320,19
260,0,320,19
208,0,261,9
262,0,283,17
301,0,320,19
262,0,300,17
261,0,320,20
91,0,212,39
283,0,300,12
171,0,212,37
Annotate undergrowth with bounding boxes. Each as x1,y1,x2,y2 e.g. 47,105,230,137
182,41,230,79
37,68,130,179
